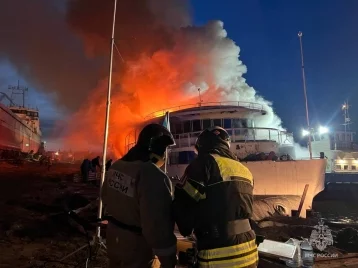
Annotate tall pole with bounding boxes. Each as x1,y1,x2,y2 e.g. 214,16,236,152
298,31,312,159
198,88,202,107
96,0,118,239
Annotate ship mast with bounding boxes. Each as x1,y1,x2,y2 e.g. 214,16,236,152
8,80,28,107
342,100,352,134
198,87,203,107
298,31,313,159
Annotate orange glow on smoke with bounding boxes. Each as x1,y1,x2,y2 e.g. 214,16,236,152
62,50,220,158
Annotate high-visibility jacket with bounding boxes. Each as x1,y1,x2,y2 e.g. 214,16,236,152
101,160,177,267
173,153,258,268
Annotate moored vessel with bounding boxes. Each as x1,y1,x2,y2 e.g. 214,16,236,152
310,101,358,184
126,101,327,218
0,82,42,156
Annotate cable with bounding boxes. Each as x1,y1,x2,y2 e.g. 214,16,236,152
42,210,93,268
113,41,125,63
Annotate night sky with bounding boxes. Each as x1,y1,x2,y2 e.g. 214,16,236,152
1,0,358,148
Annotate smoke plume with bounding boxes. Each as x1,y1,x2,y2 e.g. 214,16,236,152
0,0,102,111
63,0,287,156
0,0,307,158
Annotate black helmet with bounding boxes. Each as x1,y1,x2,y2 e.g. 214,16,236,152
195,126,231,151
137,123,175,157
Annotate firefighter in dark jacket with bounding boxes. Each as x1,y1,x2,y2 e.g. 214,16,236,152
173,126,259,268
101,123,177,268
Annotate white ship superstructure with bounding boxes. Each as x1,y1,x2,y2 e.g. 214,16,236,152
126,101,327,217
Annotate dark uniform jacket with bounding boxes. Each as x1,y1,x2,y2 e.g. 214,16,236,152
102,159,177,267
173,152,258,268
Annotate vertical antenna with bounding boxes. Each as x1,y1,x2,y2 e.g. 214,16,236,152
198,87,203,107
342,100,351,133
96,0,118,241
298,31,312,159
8,81,28,107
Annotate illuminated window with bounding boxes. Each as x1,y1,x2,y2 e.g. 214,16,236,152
335,165,341,170
352,166,356,170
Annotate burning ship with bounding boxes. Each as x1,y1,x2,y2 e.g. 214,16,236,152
0,83,42,154
125,101,327,218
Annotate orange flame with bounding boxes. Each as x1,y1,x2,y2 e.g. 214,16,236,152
62,50,220,158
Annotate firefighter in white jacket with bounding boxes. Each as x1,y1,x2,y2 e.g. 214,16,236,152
101,123,177,268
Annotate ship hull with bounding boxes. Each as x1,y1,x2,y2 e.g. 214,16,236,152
0,104,41,153
167,159,326,218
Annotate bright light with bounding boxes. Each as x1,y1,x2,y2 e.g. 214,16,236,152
319,126,329,134
337,159,346,164
55,151,59,156
302,129,310,136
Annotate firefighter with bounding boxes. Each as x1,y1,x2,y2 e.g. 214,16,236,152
105,159,113,171
91,156,101,172
101,123,177,268
173,126,259,268
80,158,92,182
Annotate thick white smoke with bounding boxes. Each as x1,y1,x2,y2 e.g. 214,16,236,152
119,20,308,158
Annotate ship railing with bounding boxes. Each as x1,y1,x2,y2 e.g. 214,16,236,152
125,127,293,152
144,101,265,120
172,127,293,148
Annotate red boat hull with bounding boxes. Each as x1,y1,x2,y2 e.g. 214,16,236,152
0,104,41,153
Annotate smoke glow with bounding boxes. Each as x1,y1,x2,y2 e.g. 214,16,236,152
0,0,308,158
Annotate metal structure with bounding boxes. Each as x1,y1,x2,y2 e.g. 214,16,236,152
97,0,118,240
59,0,117,265
342,100,352,133
198,88,203,107
8,80,28,107
0,92,16,106
144,101,266,120
298,31,313,159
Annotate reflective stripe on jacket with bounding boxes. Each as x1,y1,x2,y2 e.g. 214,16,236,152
173,153,258,267
197,239,258,268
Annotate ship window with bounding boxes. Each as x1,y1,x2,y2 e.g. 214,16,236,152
344,165,348,170
178,151,196,164
335,165,341,170
242,119,248,128
213,119,222,127
352,165,356,170
232,119,243,128
192,120,201,132
202,119,211,129
169,122,175,133
223,118,232,128
183,121,191,133
174,122,183,134
169,152,179,165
